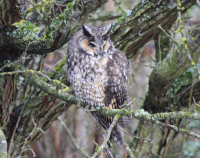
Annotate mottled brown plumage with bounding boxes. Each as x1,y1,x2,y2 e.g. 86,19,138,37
66,24,131,146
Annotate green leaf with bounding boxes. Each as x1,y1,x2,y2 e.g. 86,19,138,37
19,20,26,26
12,22,19,26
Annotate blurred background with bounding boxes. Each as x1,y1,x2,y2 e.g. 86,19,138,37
18,0,200,157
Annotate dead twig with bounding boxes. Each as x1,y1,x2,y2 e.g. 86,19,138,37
139,63,155,68
8,88,35,158
58,117,90,158
91,115,120,158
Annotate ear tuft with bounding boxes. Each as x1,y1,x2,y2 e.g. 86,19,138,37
82,25,92,37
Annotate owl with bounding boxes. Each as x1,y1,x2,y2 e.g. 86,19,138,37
66,24,131,146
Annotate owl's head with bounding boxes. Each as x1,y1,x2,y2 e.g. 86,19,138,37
80,24,112,57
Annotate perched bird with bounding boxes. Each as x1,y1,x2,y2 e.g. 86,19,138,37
66,24,131,146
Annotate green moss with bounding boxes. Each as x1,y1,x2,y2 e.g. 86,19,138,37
67,3,72,8
50,72,55,77
55,59,67,72
29,69,34,73
23,95,29,102
49,59,66,77
117,17,122,23
0,153,7,158
169,67,194,106
53,79,61,84
42,77,46,81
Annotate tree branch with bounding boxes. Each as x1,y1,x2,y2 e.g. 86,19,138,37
58,117,89,158
0,0,22,26
0,0,107,61
147,22,200,112
88,10,122,22
10,63,77,104
151,119,200,139
91,115,120,158
95,108,200,120
123,141,135,158
0,0,196,64
8,60,200,156
110,0,196,58
96,108,200,140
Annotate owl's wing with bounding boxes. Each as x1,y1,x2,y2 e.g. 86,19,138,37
112,49,130,84
105,49,132,128
105,49,130,106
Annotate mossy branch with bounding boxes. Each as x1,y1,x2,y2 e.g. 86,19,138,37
7,61,200,156
95,108,200,140
10,63,77,104
111,0,196,58
13,62,200,123
88,10,122,22
95,108,200,120
1,0,196,63
0,0,107,57
150,24,200,86
147,22,200,111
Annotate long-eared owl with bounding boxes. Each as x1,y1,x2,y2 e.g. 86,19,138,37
66,24,131,146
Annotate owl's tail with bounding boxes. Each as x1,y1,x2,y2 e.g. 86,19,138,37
110,125,123,146
92,113,123,146
118,116,132,128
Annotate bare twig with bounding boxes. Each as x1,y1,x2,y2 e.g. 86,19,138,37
54,2,63,14
28,148,36,157
91,115,120,158
48,59,63,71
131,46,144,71
0,70,52,81
158,34,161,62
123,141,135,158
54,50,66,57
152,119,200,139
113,0,125,14
58,117,89,158
144,46,156,62
8,88,35,158
139,63,155,68
18,115,38,157
120,129,151,143
162,121,179,158
158,25,177,44
0,55,31,71
181,68,196,157
171,80,198,98
0,16,7,25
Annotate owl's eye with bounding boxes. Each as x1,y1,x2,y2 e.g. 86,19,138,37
103,35,108,41
88,43,96,47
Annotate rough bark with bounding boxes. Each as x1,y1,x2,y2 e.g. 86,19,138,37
111,0,196,58
0,0,107,65
0,0,196,63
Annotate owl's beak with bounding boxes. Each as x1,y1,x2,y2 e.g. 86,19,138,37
97,51,103,57
97,45,104,57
